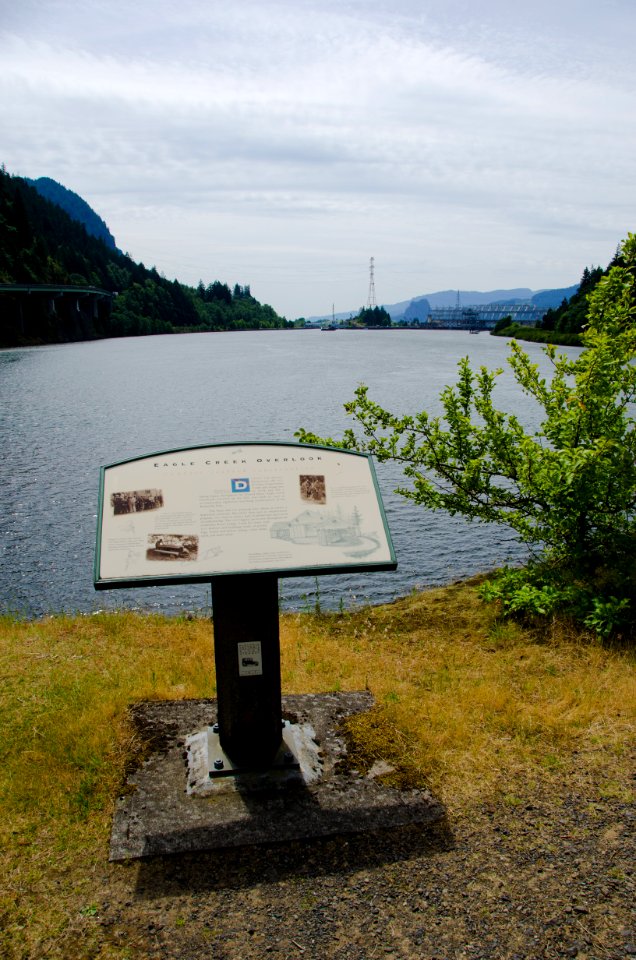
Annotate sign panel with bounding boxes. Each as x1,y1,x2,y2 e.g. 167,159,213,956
94,442,397,589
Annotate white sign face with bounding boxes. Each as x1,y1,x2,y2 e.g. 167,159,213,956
95,442,396,588
238,641,263,676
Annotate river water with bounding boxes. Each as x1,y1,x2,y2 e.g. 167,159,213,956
0,330,579,617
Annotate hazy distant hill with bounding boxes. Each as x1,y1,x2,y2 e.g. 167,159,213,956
309,284,579,323
393,285,579,320
25,176,118,250
408,288,534,311
530,286,579,309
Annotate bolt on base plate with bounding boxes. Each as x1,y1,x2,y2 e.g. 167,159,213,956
207,725,299,778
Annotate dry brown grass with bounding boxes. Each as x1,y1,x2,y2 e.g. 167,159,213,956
0,612,215,958
281,582,636,810
1,584,634,957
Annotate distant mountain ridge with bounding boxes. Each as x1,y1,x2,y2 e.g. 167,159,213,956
25,176,118,251
309,284,579,323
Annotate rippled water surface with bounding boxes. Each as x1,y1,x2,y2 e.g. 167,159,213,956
0,330,579,616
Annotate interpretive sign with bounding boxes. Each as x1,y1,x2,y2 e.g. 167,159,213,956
95,441,397,771
94,441,396,589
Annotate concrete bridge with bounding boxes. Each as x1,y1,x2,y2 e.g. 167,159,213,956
0,284,115,344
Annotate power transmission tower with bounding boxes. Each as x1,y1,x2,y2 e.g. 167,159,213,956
367,257,377,309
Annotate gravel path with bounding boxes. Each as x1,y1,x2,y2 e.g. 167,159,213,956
93,765,635,960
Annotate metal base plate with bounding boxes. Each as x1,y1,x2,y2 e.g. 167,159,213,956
184,720,322,793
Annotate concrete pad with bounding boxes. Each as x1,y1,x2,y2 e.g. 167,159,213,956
109,692,444,861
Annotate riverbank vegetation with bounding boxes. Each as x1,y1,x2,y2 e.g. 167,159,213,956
1,585,634,957
490,319,583,346
491,257,617,346
298,235,636,641
0,169,289,346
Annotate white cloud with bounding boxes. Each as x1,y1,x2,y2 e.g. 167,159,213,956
1,0,634,317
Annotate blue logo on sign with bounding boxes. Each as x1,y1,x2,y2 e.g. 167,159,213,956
231,478,250,493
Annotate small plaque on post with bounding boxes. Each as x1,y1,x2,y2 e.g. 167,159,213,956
238,641,263,677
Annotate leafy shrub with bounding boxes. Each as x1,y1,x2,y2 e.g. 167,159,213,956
298,234,636,640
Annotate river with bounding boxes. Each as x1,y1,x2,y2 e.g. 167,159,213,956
0,329,579,617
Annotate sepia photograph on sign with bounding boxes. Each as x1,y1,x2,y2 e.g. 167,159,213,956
299,474,326,504
111,488,164,515
146,534,199,562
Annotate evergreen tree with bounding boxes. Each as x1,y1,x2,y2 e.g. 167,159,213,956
541,265,604,334
357,305,391,327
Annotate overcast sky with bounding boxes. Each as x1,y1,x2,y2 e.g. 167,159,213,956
1,0,634,318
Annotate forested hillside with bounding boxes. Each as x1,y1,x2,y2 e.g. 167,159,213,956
539,265,605,335
492,243,634,345
0,169,289,346
25,176,118,250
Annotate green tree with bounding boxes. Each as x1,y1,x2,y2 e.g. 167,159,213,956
297,235,636,638
492,314,512,334
357,305,391,327
541,265,604,335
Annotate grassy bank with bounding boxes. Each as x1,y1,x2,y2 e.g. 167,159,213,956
490,322,583,346
1,582,635,958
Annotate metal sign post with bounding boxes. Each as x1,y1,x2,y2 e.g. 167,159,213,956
95,441,397,775
211,573,282,768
